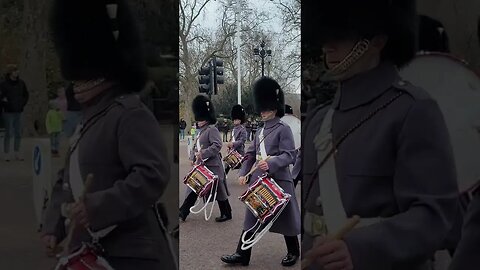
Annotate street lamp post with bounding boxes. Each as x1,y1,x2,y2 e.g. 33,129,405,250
253,40,272,77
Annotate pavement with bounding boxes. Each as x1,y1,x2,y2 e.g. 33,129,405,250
178,140,301,270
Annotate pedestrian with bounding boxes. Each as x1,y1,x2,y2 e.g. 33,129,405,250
224,119,229,142
45,100,63,157
55,87,68,115
41,0,176,269
179,118,186,140
302,1,459,269
0,64,29,162
190,123,196,140
63,82,82,139
221,77,300,267
245,120,251,142
224,104,247,177
179,95,232,223
251,121,257,141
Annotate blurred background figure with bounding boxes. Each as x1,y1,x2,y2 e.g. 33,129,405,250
418,15,450,53
63,82,82,139
45,100,63,157
179,118,186,141
0,64,29,162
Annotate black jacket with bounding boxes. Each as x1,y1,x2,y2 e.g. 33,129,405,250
0,77,29,113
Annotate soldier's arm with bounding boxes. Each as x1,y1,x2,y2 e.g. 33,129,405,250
199,128,222,159
343,99,459,269
84,107,170,231
266,125,296,174
232,128,247,149
239,133,257,177
291,150,302,180
189,138,196,162
449,193,480,269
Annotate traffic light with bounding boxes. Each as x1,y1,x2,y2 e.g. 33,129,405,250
198,66,212,94
213,57,224,95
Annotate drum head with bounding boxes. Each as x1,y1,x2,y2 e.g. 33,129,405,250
281,115,301,149
400,53,480,191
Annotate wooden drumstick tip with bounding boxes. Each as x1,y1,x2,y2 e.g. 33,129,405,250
301,215,360,269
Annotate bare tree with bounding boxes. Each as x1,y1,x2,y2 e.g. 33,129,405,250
179,0,300,124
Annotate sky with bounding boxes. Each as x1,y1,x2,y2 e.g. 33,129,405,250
200,0,282,32
195,0,301,93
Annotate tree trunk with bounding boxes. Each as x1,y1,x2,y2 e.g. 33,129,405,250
20,0,49,136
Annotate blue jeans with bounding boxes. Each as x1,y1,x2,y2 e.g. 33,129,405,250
179,129,185,140
50,132,60,152
3,113,22,153
63,111,82,138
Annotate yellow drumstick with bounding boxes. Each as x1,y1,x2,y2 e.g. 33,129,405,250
301,215,360,269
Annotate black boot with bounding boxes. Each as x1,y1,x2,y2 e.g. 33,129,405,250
282,235,300,267
179,192,198,222
221,231,252,266
215,200,232,222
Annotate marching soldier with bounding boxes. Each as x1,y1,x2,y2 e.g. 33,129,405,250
179,95,232,222
302,0,460,269
41,0,176,269
221,77,301,267
224,104,248,176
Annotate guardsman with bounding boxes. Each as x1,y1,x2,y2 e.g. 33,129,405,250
179,95,232,223
224,104,247,176
221,77,301,267
302,0,459,269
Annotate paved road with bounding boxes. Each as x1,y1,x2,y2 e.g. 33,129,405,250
0,132,179,269
179,140,301,270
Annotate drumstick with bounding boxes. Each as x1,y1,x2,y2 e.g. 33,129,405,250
244,156,271,178
56,174,95,256
301,215,360,269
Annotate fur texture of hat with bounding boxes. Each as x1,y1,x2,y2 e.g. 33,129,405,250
231,104,246,123
192,95,216,124
253,77,285,117
303,0,417,67
50,0,147,92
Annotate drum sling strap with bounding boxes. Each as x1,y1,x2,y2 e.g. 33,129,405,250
303,91,404,236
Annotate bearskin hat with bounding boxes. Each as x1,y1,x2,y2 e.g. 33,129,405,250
50,0,147,92
285,104,293,115
231,104,246,123
418,15,449,53
192,95,216,124
303,0,417,67
253,77,285,118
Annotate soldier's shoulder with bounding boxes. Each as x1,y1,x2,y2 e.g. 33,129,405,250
392,79,432,101
114,94,143,110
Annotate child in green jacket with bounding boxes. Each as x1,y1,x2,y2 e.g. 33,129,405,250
45,100,63,157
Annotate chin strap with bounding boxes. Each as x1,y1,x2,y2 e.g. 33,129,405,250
322,39,370,81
